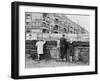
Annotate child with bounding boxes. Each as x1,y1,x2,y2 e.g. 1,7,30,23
35,40,46,61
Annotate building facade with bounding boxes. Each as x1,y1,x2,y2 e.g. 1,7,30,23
25,12,89,41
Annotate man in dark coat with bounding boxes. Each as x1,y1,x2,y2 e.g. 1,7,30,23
60,34,67,61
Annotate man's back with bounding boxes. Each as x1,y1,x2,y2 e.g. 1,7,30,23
60,37,66,47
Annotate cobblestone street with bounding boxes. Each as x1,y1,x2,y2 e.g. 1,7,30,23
25,57,88,68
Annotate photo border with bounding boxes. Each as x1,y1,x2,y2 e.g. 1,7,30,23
11,1,98,79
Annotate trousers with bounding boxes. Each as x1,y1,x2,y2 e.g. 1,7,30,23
60,46,67,60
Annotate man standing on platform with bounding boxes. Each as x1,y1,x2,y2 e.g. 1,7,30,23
60,34,67,61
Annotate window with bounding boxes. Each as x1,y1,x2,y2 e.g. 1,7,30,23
26,22,30,25
54,25,59,30
55,18,59,23
26,14,31,19
42,29,49,33
64,28,66,32
53,31,59,33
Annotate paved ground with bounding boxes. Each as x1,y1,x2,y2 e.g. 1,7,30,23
25,57,88,68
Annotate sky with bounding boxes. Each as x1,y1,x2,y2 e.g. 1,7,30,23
66,14,90,33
